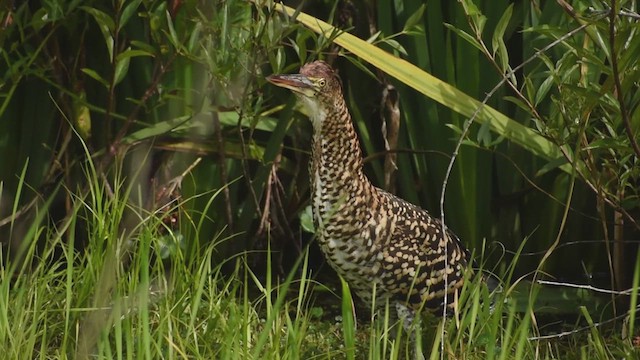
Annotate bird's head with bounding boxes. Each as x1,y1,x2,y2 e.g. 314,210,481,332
267,61,344,126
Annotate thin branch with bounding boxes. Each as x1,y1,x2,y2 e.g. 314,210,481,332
619,8,640,19
110,55,177,154
501,239,640,256
0,196,38,227
437,12,595,347
213,112,234,229
491,149,601,221
537,279,634,295
362,148,451,163
161,157,203,198
439,20,593,229
441,6,640,233
608,0,640,160
528,304,640,340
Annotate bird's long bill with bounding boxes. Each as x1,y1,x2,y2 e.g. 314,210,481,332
266,74,316,97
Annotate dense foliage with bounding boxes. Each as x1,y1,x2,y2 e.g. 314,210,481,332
0,0,638,358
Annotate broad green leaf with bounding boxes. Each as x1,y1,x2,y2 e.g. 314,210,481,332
165,10,181,50
119,0,142,30
299,205,314,233
535,74,556,106
115,49,154,61
114,55,130,85
114,48,153,85
492,4,513,82
123,115,192,143
82,6,115,60
215,110,280,132
444,23,484,53
294,30,310,62
73,91,92,141
477,120,492,147
403,4,426,33
504,96,533,113
460,0,482,16
187,22,203,53
81,68,109,88
535,156,570,177
460,0,487,34
366,30,382,44
381,38,408,56
131,40,157,55
583,138,631,151
492,4,513,57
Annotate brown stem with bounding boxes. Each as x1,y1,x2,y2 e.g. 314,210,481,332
608,5,635,302
609,1,640,160
212,112,234,229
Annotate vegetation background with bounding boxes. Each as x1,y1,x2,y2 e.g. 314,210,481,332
0,0,638,358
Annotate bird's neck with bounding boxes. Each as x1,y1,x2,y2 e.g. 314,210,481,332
309,101,370,194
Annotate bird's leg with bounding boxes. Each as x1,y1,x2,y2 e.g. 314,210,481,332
394,302,418,337
394,303,425,360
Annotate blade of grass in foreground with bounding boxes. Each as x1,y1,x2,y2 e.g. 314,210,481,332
249,243,306,359
340,276,356,360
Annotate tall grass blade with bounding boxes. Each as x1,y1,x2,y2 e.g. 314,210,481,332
628,248,640,339
339,276,356,360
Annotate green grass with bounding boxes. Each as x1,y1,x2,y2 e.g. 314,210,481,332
0,168,637,360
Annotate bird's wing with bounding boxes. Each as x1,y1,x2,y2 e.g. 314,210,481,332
375,190,470,310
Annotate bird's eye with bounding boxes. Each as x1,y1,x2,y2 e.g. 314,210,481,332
318,79,326,87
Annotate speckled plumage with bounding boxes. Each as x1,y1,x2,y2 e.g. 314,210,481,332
268,61,470,320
